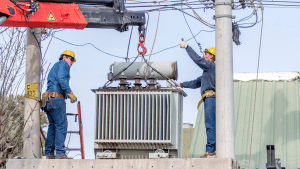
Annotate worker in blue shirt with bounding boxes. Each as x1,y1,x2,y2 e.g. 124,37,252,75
41,50,77,159
177,39,216,158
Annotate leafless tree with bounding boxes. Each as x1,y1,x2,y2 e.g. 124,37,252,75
0,27,50,168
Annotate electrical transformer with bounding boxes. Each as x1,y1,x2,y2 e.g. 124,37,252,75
92,62,186,159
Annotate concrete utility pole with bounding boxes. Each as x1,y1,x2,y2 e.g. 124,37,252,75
23,28,42,158
215,0,236,159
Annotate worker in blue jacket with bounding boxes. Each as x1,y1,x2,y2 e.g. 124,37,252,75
41,50,77,159
177,39,216,158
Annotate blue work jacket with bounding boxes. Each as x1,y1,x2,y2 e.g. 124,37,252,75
181,46,215,96
46,60,71,99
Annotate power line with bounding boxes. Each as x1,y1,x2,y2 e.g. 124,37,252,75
237,10,255,23
181,0,203,54
167,7,215,29
52,35,125,59
239,11,258,28
248,5,264,169
147,2,161,62
145,2,161,79
125,26,134,62
133,29,215,58
50,28,214,59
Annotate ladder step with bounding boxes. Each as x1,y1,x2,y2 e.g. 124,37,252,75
67,131,80,134
66,113,78,116
66,148,81,151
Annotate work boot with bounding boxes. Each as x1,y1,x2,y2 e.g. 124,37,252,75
200,152,216,158
55,154,72,159
46,155,55,159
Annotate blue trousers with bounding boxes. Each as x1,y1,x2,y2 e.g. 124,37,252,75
44,97,68,156
204,97,216,152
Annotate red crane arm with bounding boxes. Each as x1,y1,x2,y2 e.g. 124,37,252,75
0,0,87,29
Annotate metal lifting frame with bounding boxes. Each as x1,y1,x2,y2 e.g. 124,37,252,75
0,0,146,32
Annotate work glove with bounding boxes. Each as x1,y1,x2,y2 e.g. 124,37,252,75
180,38,188,49
67,91,77,103
176,82,181,87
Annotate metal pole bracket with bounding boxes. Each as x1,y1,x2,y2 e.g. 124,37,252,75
213,14,236,20
214,2,233,7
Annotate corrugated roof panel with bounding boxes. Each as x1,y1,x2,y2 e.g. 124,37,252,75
189,80,300,169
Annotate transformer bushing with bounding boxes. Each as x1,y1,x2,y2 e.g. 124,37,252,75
148,71,156,89
119,72,128,89
134,70,142,89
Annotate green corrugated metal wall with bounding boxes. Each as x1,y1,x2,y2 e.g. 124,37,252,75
189,80,300,169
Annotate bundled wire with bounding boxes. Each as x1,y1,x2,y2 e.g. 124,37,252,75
170,7,215,29
181,0,203,54
239,11,258,28
237,10,255,23
141,55,178,88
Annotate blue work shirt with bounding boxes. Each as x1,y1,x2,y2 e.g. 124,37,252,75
181,46,215,96
46,60,71,99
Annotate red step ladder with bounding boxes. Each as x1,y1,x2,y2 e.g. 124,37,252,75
66,102,85,159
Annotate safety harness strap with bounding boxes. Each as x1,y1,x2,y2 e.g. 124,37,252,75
197,90,216,109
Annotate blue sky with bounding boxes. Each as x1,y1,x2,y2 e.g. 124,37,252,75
19,1,300,159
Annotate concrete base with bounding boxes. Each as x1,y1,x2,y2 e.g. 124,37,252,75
7,158,239,169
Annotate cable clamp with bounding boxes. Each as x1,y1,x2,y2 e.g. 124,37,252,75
214,2,233,7
213,14,236,20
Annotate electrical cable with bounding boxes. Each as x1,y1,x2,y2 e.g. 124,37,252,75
248,5,264,169
130,29,214,58
141,55,178,88
126,0,168,3
52,35,125,59
50,28,213,59
125,26,134,62
239,17,262,26
15,28,27,33
183,0,214,27
239,11,258,28
237,10,254,23
10,0,26,11
43,29,57,64
181,0,203,54
144,12,150,40
169,7,215,29
146,2,161,77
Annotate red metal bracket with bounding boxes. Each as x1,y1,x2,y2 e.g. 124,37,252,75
137,33,147,56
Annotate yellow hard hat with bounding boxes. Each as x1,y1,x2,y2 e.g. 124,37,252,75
61,50,76,62
204,47,215,56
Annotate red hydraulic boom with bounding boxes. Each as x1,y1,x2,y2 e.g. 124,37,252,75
0,0,146,32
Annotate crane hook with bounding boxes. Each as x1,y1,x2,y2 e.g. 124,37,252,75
137,33,147,56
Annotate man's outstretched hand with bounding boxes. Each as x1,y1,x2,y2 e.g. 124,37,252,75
180,38,188,48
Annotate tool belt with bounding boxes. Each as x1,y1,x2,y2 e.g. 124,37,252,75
197,90,216,109
41,92,64,108
43,92,64,98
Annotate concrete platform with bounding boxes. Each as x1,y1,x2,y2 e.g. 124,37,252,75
7,158,239,169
